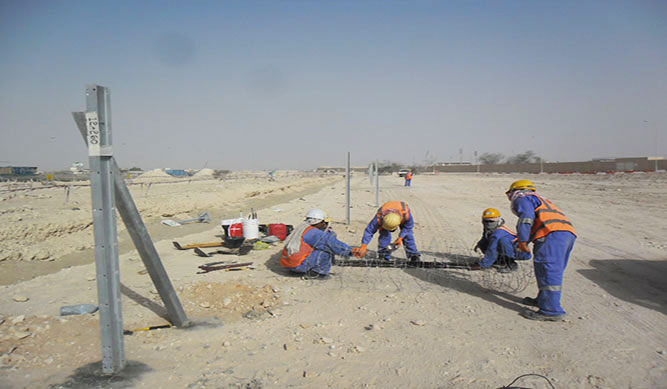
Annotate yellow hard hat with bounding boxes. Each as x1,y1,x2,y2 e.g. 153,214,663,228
507,179,536,193
482,208,501,219
381,213,401,231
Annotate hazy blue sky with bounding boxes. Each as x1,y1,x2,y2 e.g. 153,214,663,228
1,1,666,170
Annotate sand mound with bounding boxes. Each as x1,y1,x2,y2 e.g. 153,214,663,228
193,168,215,178
137,169,172,178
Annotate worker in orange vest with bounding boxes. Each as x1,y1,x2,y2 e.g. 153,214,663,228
404,170,413,186
281,209,363,279
355,201,420,261
507,180,577,321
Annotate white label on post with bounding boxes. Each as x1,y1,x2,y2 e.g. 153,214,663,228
86,112,101,156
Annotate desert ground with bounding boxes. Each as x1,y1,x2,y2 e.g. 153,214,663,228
0,172,665,388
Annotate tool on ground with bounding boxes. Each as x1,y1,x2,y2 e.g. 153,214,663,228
123,324,171,335
194,244,253,257
197,261,254,274
173,241,224,250
162,212,211,226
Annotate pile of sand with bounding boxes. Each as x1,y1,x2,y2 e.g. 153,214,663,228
136,169,172,178
193,168,215,178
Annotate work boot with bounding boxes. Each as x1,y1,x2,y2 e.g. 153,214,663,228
498,261,519,273
409,255,421,263
520,309,565,322
522,297,538,307
302,270,331,280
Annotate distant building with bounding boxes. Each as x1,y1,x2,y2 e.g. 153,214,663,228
0,166,38,176
70,162,85,175
436,162,472,166
316,166,368,173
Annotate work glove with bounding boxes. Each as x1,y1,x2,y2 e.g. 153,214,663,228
392,237,403,247
352,244,368,258
517,241,530,253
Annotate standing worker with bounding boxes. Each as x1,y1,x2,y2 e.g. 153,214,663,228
355,201,421,261
404,170,413,187
475,208,531,272
281,209,363,279
507,180,577,321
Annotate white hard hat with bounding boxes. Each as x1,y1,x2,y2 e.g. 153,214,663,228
305,209,331,224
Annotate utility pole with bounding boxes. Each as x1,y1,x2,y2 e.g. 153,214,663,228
375,160,379,207
346,152,350,225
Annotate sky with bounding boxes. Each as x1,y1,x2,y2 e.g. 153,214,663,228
1,0,666,171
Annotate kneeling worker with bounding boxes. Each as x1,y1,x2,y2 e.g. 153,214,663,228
475,208,530,272
281,209,363,279
356,201,421,261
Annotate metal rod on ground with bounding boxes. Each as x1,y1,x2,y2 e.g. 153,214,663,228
375,160,379,207
85,85,125,374
73,112,189,330
346,151,351,225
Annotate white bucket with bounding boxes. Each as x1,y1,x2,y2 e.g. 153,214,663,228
242,218,259,240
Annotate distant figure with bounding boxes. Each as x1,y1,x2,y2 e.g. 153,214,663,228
507,179,577,321
281,209,362,280
355,201,420,261
475,208,530,273
268,170,276,181
404,171,413,186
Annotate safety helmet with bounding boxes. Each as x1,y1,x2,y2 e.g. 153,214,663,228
305,209,331,224
506,179,536,194
381,213,401,231
482,208,501,220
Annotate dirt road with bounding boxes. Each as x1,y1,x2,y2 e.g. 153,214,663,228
1,173,665,388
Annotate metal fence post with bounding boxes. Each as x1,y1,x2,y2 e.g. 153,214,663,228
346,152,350,225
375,160,379,207
86,85,125,374
71,117,189,329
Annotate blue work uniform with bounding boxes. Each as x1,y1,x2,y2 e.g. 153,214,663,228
478,227,531,268
362,210,420,260
513,194,577,317
292,228,352,275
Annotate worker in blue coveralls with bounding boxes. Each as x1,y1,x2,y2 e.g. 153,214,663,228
507,179,577,321
355,201,421,262
475,208,531,273
281,209,363,280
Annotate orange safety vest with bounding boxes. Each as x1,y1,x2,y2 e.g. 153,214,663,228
497,225,518,242
527,194,577,241
281,226,315,268
376,201,410,228
406,172,413,180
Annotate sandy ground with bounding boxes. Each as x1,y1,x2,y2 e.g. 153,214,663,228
0,172,666,388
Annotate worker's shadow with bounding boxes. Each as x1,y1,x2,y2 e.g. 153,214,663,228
264,251,303,279
578,259,667,315
403,266,527,314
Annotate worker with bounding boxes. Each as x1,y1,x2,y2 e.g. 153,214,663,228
404,170,413,187
281,209,363,279
474,208,531,273
507,179,577,321
355,201,421,261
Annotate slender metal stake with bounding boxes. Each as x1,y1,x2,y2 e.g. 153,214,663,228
346,152,351,225
375,161,379,207
86,85,125,374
